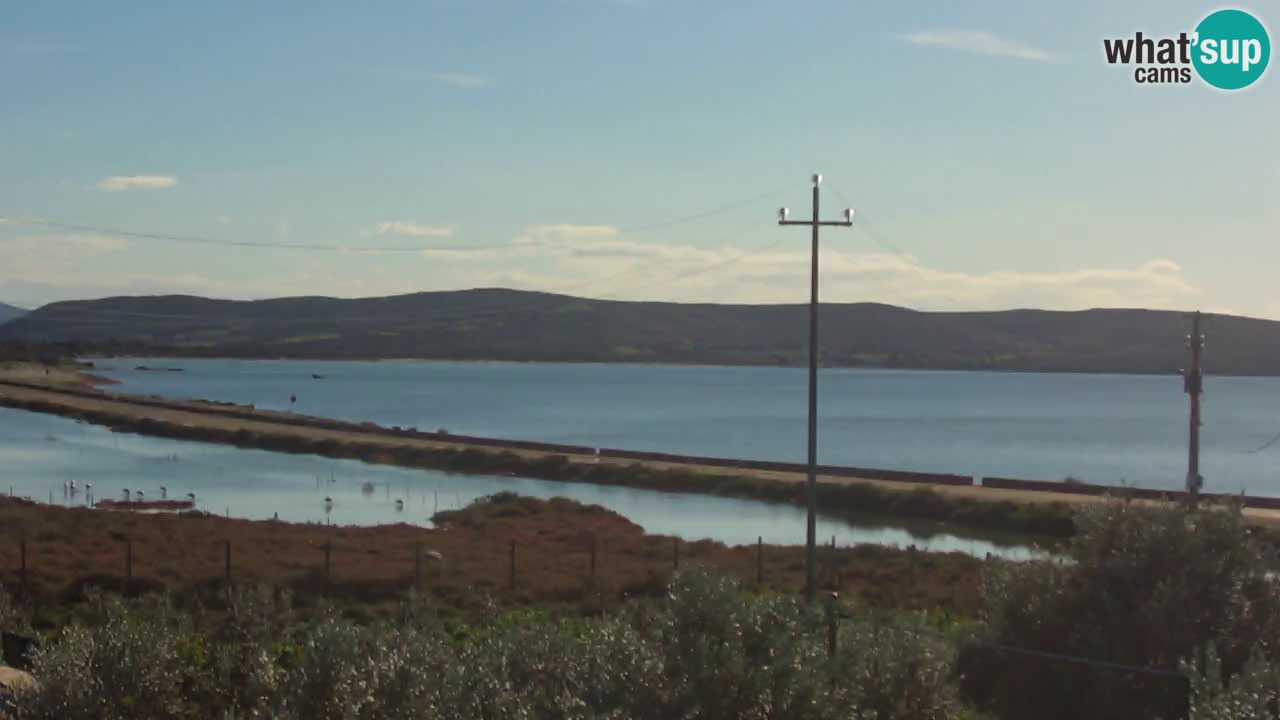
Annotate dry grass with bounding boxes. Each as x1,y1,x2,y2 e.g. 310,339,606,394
0,494,983,616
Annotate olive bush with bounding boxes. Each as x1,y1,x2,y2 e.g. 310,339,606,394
10,570,975,720
1186,648,1280,720
829,615,963,720
17,592,186,720
963,499,1280,720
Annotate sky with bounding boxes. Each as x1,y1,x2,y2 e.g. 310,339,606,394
1,0,1277,316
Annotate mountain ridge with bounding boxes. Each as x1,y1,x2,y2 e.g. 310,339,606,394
0,302,27,325
0,288,1274,375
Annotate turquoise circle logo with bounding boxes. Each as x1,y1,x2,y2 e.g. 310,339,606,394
1192,9,1271,90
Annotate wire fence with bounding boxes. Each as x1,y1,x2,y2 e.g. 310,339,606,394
0,530,824,607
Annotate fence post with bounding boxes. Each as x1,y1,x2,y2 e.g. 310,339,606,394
589,533,597,589
826,592,839,657
673,538,680,570
509,540,516,591
224,541,232,584
756,536,763,588
830,535,837,590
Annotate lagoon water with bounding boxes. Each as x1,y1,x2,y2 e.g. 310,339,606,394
0,407,1033,558
94,358,1280,495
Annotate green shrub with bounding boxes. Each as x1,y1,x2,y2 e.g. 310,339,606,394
10,570,981,720
18,592,187,720
964,499,1280,720
1188,649,1280,720
830,616,964,720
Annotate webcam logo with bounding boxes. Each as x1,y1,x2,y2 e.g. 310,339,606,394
1103,8,1270,90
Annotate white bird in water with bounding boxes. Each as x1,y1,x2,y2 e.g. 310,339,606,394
122,489,131,502
159,485,167,499
136,490,145,501
394,499,405,511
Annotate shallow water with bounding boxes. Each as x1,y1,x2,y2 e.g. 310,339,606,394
93,358,1280,495
0,407,1037,559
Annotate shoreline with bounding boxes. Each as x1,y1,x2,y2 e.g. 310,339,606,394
79,353,1251,379
0,374,1079,542
4,363,1278,542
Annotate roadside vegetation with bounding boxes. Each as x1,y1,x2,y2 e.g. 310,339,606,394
4,497,1280,719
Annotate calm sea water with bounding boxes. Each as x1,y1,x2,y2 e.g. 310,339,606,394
0,407,1031,558
94,358,1280,495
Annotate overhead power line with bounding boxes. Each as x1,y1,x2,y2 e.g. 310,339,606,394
616,182,803,236
3,218,512,254
5,217,794,328
0,182,804,256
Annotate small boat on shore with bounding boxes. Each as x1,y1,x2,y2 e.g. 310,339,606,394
135,365,185,373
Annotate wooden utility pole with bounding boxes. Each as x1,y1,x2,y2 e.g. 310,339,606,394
778,174,854,603
1184,311,1206,503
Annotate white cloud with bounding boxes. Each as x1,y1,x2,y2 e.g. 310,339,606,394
0,222,1234,318
525,224,621,241
95,175,178,191
431,72,491,89
897,30,1052,61
420,248,498,260
0,233,136,304
0,233,130,261
470,226,1202,313
373,221,455,238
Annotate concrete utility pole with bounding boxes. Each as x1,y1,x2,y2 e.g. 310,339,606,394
778,174,853,603
1184,311,1206,503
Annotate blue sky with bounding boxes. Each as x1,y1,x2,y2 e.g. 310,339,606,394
1,0,1276,316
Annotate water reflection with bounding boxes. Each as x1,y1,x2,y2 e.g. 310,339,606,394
0,407,1037,559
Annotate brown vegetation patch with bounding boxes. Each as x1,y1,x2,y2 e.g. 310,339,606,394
0,494,982,616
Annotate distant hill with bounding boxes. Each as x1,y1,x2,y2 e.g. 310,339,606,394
0,302,27,325
1,288,1276,375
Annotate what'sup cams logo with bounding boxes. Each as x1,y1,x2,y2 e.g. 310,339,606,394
1104,8,1270,90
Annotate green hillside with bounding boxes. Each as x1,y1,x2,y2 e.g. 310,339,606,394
0,301,26,325
0,288,1272,375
